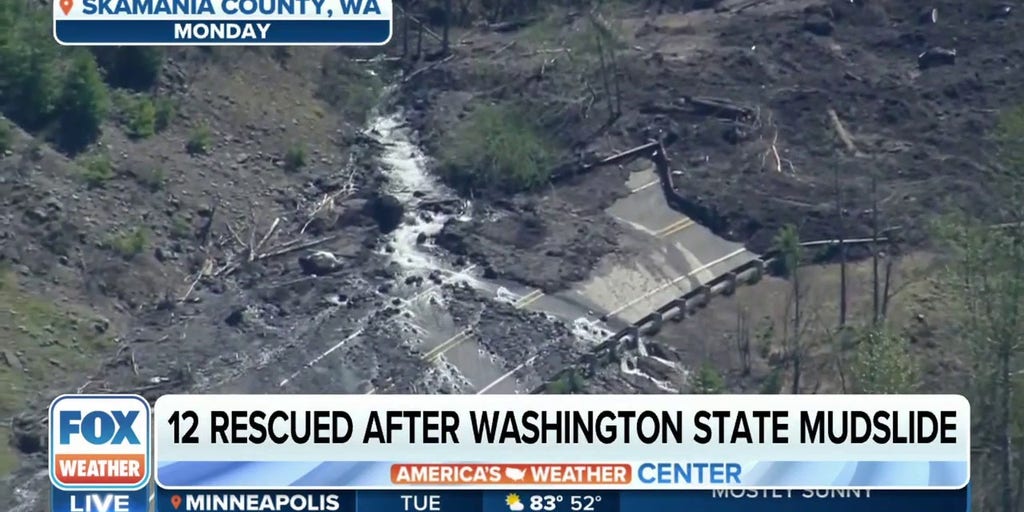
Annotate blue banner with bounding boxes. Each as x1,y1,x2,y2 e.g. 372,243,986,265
153,487,969,512
52,487,149,512
54,19,390,45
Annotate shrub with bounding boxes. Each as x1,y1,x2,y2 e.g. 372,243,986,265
438,102,557,194
123,96,156,139
691,364,725,394
79,153,114,188
153,97,175,132
106,227,148,259
186,124,212,155
284,144,306,172
132,167,165,191
55,51,109,153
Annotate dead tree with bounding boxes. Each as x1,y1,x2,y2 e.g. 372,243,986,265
835,164,847,328
402,0,410,58
442,0,452,55
871,170,881,324
587,7,622,125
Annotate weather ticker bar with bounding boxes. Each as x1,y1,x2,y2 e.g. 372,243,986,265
50,487,970,512
48,393,972,512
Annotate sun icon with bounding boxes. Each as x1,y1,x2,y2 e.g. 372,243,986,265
505,493,524,511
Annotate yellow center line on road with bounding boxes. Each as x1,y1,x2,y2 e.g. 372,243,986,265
654,217,696,238
604,247,750,319
423,330,471,362
513,289,544,309
631,179,660,194
424,288,547,363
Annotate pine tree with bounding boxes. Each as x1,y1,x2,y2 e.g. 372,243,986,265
56,51,109,153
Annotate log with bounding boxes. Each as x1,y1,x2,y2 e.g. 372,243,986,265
680,96,754,120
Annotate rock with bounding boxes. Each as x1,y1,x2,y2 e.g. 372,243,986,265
225,307,246,327
154,247,169,262
93,317,110,334
298,250,344,275
416,232,427,244
918,47,956,69
24,208,48,224
363,194,404,233
803,14,834,36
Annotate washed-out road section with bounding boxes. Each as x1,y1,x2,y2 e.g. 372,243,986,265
215,113,757,397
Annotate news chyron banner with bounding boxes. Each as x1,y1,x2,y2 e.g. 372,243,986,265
49,394,972,512
53,0,391,45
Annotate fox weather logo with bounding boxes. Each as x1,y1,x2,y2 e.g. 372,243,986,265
49,394,151,491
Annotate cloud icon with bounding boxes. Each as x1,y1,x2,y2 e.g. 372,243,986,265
509,503,524,511
504,468,526,481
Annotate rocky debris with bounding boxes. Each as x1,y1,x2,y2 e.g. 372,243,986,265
364,193,404,233
803,14,834,36
298,250,344,275
225,307,247,327
11,413,44,455
989,4,1012,20
918,47,956,69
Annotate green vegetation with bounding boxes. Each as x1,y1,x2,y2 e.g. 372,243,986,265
0,118,11,153
284,144,306,173
691,364,725,394
55,51,110,153
121,95,157,139
91,47,164,91
849,328,917,393
105,227,148,259
187,123,212,155
154,96,176,132
132,167,166,191
315,55,383,125
545,369,587,394
0,268,110,474
170,216,193,239
1,6,168,156
439,102,558,194
78,153,114,188
0,2,60,131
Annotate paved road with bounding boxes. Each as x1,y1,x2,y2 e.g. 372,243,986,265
220,163,757,396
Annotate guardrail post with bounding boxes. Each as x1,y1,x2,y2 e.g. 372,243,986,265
640,312,663,335
667,299,687,321
721,272,737,296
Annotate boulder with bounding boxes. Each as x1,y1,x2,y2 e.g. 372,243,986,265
363,193,404,233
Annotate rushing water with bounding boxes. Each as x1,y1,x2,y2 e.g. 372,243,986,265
368,113,477,283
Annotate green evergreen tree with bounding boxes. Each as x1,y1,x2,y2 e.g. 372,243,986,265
0,9,60,130
92,47,164,90
56,51,109,153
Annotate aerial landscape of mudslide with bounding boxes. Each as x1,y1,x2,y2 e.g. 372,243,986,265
3,0,1024,508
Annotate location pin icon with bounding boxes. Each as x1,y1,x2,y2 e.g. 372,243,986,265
59,0,73,15
170,495,182,510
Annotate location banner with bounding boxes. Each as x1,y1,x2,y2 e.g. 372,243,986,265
53,0,393,45
152,394,970,489
148,487,970,512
